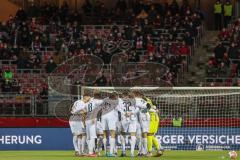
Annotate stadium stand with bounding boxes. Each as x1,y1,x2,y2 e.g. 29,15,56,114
0,0,204,121
205,18,240,86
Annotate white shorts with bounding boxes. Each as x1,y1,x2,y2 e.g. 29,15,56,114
116,121,122,133
69,120,85,135
101,115,117,131
139,113,150,133
85,119,97,140
96,121,103,135
121,115,138,133
136,122,142,137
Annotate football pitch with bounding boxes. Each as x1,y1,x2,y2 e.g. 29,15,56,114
0,150,238,160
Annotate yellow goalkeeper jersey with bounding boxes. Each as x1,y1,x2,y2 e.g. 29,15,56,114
149,110,159,133
144,97,160,133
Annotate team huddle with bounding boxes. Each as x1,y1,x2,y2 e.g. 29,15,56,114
69,90,163,157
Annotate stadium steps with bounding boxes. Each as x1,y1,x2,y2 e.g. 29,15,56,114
182,31,219,86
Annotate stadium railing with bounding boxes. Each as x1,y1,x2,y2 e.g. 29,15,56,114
0,94,49,116
205,77,237,86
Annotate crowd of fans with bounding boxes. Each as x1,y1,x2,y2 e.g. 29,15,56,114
206,18,240,86
0,0,203,94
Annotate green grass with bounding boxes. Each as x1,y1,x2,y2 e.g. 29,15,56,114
0,150,238,160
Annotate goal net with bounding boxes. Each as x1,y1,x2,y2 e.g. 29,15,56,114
81,86,240,151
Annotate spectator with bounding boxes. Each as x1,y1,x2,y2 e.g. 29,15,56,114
218,62,228,77
60,1,69,17
237,62,240,77
214,42,226,61
180,0,190,16
128,51,140,62
170,0,179,15
55,37,63,52
18,23,30,47
0,0,202,89
228,42,239,60
148,5,157,23
31,36,42,51
60,43,69,55
15,7,27,21
218,28,230,41
80,35,90,50
94,72,107,86
1,79,12,93
3,69,13,83
206,60,217,77
148,53,157,62
222,52,230,67
116,0,127,12
45,58,57,73
178,41,190,56
82,0,92,16
37,85,48,115
28,3,39,17
146,41,155,55
52,52,64,64
26,54,41,70
184,32,194,46
236,79,240,86
214,0,223,30
223,0,233,27
186,21,198,38
11,79,20,93
153,15,162,28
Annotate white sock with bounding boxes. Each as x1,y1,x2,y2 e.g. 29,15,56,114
97,136,103,153
113,135,117,154
110,137,115,154
142,138,148,154
86,139,89,150
137,136,142,154
88,139,95,154
73,135,79,152
77,137,82,154
121,135,126,153
81,136,86,153
114,142,117,154
103,138,107,154
130,136,136,156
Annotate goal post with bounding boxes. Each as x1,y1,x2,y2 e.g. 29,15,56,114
81,86,240,150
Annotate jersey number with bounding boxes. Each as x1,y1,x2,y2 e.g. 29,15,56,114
123,102,131,111
88,103,93,112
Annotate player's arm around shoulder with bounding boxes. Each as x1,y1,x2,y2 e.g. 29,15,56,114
135,97,148,109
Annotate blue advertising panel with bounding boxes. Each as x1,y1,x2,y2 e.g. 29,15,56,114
0,128,73,150
156,127,240,150
0,128,239,150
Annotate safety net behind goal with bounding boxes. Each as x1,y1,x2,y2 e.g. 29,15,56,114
81,87,240,150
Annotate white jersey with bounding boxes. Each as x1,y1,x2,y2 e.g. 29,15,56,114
71,100,85,115
117,98,139,120
100,98,119,131
69,100,86,135
85,98,103,120
101,98,119,118
135,97,150,133
134,97,148,110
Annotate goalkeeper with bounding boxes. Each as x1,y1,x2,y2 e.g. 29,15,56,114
144,97,163,157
